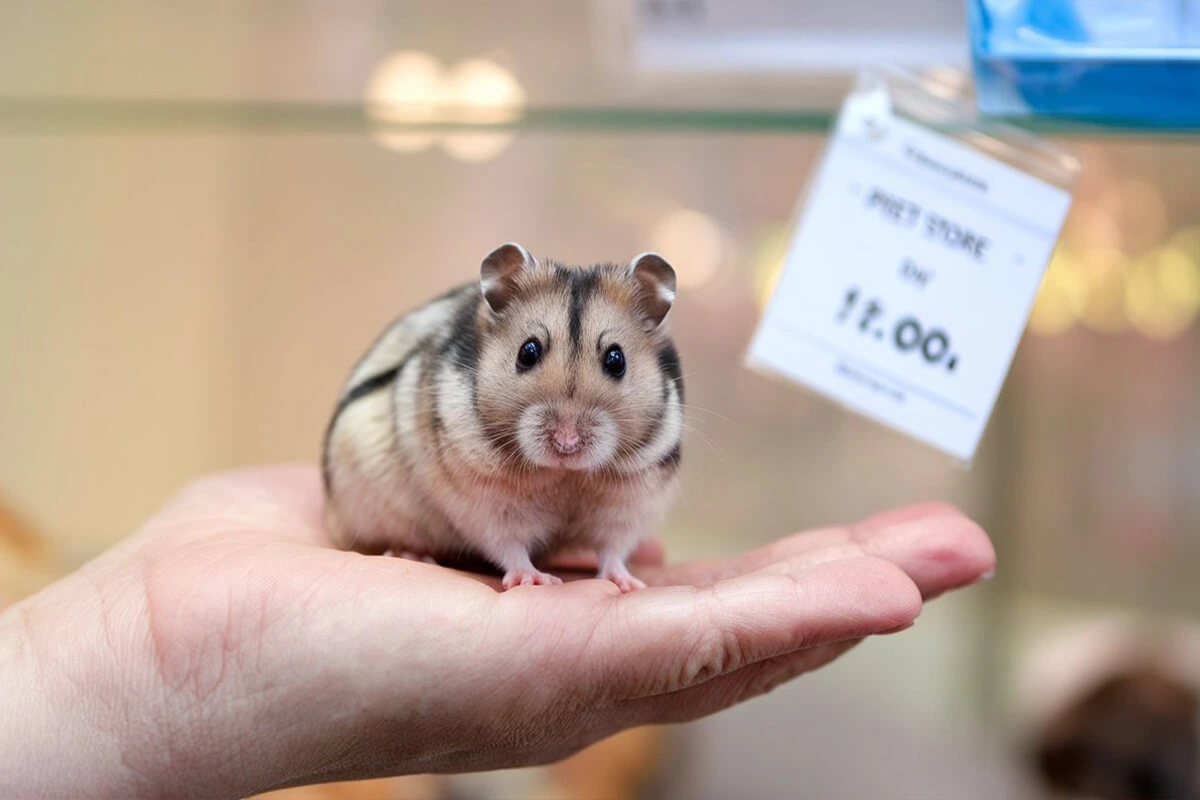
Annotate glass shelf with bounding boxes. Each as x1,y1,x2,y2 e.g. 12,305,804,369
3,97,1200,138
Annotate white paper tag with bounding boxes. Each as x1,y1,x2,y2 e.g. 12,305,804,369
747,87,1073,462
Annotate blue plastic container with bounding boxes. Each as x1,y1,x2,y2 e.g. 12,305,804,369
969,0,1200,127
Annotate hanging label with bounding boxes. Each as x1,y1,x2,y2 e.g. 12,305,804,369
747,86,1074,462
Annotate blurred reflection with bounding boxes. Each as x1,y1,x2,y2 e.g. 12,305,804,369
1019,619,1200,800
1035,666,1198,800
440,58,525,162
365,50,443,153
365,53,525,162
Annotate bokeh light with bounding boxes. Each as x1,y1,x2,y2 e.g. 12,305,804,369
1126,246,1200,340
364,51,444,154
439,58,526,162
1078,248,1130,333
1028,248,1087,336
1169,225,1200,261
650,209,724,289
365,53,525,162
750,226,790,310
1155,246,1200,308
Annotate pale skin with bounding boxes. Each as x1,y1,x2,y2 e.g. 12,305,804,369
0,465,995,799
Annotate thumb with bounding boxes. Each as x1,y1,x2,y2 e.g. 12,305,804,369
584,556,921,703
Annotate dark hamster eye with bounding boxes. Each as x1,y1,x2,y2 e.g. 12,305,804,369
602,345,626,379
516,338,542,371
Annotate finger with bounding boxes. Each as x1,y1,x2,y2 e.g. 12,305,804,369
626,639,863,726
649,503,994,601
849,503,995,596
585,555,921,702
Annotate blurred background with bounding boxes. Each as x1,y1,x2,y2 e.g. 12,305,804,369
2,1,1199,798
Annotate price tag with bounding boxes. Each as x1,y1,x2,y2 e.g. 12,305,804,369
747,72,1077,463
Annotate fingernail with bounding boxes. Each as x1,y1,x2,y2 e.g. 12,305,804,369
882,620,915,635
980,569,995,581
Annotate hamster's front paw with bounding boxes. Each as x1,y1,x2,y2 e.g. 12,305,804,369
502,568,564,590
598,562,647,593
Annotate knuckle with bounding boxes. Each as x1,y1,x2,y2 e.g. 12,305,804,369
674,610,743,691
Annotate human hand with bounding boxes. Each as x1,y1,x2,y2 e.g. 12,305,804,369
0,465,994,799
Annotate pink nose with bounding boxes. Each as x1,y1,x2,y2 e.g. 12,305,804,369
552,423,581,454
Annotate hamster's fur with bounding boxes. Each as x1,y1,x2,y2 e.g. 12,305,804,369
322,243,684,591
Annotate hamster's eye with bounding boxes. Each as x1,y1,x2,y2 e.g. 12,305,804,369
516,338,543,371
602,345,626,379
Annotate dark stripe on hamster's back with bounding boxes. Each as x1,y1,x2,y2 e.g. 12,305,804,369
337,366,402,416
440,289,484,407
321,361,406,491
627,341,684,462
568,267,601,354
657,341,684,403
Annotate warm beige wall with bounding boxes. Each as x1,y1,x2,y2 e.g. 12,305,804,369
0,3,251,561
0,135,241,563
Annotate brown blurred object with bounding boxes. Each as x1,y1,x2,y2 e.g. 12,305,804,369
249,726,670,800
1033,666,1200,800
252,775,442,800
0,492,60,609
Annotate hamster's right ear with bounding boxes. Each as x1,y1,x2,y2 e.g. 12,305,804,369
629,252,677,330
480,242,534,313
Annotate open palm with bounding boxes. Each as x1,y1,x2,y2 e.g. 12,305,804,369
2,465,994,799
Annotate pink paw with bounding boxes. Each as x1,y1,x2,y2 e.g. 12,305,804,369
501,568,563,590
382,549,436,564
600,569,647,593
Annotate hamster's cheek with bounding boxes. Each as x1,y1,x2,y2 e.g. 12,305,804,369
624,367,665,441
585,411,620,468
516,403,553,466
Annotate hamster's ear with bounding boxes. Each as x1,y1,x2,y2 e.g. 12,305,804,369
629,252,676,330
480,242,534,313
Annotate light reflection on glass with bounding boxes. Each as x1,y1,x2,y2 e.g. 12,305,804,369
365,53,525,162
440,58,526,162
364,50,444,154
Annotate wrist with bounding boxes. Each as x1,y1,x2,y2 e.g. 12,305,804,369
0,581,167,798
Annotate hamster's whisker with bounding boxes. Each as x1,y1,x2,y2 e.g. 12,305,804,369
676,403,735,425
679,426,724,459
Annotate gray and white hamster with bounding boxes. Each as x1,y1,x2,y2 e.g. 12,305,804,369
322,243,684,591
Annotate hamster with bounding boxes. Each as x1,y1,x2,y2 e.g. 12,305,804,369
321,243,684,591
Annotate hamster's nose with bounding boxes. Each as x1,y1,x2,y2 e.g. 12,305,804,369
551,421,581,454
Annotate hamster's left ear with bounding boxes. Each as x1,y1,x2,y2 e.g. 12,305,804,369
480,242,534,313
629,252,676,330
